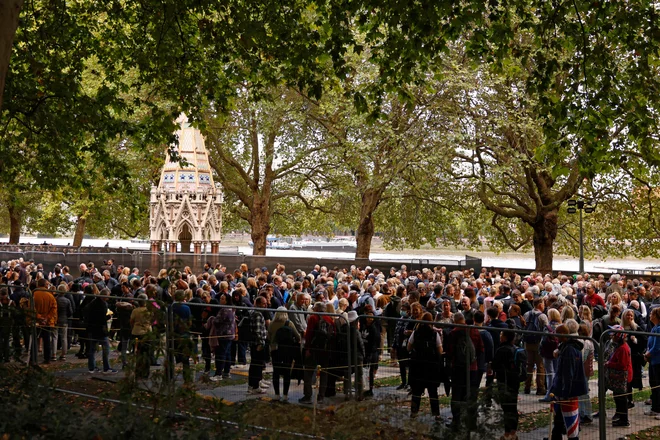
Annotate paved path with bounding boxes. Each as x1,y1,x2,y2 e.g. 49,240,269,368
45,348,660,440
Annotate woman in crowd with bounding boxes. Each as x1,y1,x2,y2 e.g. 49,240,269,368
208,293,235,381
578,305,593,337
436,299,454,324
268,307,300,402
130,293,152,379
539,308,561,403
392,302,411,390
605,325,633,427
622,308,646,408
407,312,442,420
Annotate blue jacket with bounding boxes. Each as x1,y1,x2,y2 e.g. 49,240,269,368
647,324,660,366
550,339,588,398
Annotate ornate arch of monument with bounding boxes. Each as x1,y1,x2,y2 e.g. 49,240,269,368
149,115,223,253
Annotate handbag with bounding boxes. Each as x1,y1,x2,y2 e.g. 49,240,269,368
606,368,628,394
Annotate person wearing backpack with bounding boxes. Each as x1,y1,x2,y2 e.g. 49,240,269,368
539,308,561,402
268,307,301,402
522,298,548,395
446,311,483,431
299,302,335,405
407,312,442,420
493,321,523,440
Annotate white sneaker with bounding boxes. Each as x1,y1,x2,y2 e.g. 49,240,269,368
655,414,660,421
247,387,267,395
259,380,270,389
210,375,223,382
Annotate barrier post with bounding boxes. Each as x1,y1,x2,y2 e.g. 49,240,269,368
597,331,608,440
345,315,352,400
28,289,38,366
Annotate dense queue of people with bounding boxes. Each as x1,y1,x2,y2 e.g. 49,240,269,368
2,260,660,439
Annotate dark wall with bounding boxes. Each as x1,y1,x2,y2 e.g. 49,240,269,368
0,250,480,276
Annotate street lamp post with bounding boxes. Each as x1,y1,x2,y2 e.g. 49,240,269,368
567,199,596,274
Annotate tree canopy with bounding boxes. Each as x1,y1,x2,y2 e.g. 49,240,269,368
2,1,660,270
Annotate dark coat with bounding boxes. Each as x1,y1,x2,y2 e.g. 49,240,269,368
409,324,441,387
86,297,111,339
550,339,588,398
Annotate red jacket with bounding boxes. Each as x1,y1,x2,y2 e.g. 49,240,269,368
584,294,605,309
606,341,633,383
304,314,335,349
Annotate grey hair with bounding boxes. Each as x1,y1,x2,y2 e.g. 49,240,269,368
565,318,579,334
136,293,148,307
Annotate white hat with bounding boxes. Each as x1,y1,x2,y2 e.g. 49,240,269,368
347,311,358,323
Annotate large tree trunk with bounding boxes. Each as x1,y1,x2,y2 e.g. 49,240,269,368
72,214,86,247
0,0,23,112
355,188,382,259
532,209,558,274
8,203,20,244
250,196,270,256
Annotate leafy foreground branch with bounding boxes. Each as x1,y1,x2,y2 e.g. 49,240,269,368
0,365,240,440
0,363,517,440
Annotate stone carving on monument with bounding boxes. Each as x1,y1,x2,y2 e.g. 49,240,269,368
149,115,223,254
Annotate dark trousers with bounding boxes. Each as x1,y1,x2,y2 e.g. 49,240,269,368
303,350,329,399
450,367,469,428
232,340,247,364
441,354,451,395
650,363,660,413
470,370,484,403
12,325,29,357
366,351,378,390
467,370,483,429
397,347,409,386
88,335,110,372
134,335,151,379
614,392,629,422
272,349,292,396
30,327,52,364
411,382,439,415
214,340,232,376
174,335,193,383
76,327,88,357
201,336,212,372
248,344,265,389
525,344,546,392
498,386,519,433
484,372,495,404
386,323,395,349
0,329,10,361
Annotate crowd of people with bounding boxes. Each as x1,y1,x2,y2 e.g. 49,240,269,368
1,259,660,440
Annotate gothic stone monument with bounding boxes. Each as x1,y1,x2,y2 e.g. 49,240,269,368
149,115,223,253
